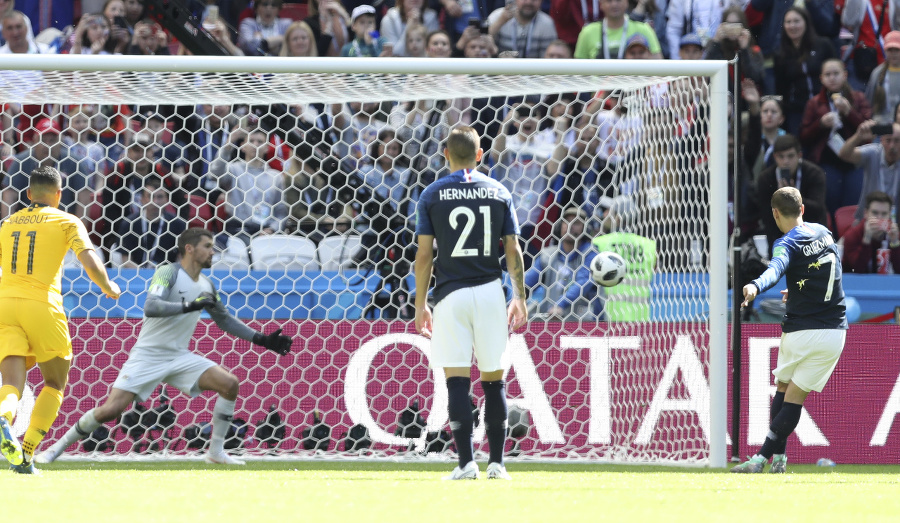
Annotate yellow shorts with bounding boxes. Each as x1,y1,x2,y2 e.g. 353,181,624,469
0,297,72,368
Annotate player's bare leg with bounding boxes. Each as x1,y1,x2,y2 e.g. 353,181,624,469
443,366,478,480
198,366,245,465
0,355,26,467
36,387,136,464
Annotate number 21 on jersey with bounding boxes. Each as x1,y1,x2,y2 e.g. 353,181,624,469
449,206,490,257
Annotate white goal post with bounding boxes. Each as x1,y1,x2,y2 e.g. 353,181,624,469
0,55,728,467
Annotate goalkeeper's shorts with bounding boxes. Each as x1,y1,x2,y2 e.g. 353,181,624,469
773,329,846,393
112,349,218,401
431,279,507,372
0,297,71,369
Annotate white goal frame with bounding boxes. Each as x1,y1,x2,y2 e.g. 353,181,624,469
0,55,728,468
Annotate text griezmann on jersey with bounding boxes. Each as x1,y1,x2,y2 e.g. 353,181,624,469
439,187,502,200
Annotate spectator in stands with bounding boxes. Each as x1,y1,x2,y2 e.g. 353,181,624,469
487,0,557,58
137,111,191,196
543,39,572,59
62,105,106,187
2,118,91,219
704,7,764,110
115,181,187,268
425,29,452,58
283,151,350,239
303,0,350,57
180,104,240,203
550,0,602,50
403,22,427,58
238,0,292,56
359,128,415,220
102,131,182,254
461,32,497,58
840,0,900,90
665,0,721,59
186,17,244,56
864,30,900,123
548,123,608,220
341,5,390,57
525,206,600,321
745,92,787,180
756,134,829,257
442,1,501,49
280,20,318,57
772,7,838,135
842,190,900,273
380,0,439,57
490,102,562,258
69,13,113,55
0,9,48,54
101,0,131,54
838,120,900,222
0,1,34,47
122,0,144,34
574,0,661,59
799,58,872,217
623,34,652,60
677,32,705,60
629,0,668,58
216,128,289,244
126,19,169,55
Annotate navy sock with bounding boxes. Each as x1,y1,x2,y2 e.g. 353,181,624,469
770,391,786,454
759,402,802,459
446,376,474,468
481,380,508,465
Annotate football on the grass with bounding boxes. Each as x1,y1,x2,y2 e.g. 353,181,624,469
590,251,626,287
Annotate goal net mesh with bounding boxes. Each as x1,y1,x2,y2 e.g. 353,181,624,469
1,60,717,464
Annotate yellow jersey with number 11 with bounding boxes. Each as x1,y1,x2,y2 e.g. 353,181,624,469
0,204,93,307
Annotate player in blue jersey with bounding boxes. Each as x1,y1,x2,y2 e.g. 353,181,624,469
731,187,848,474
414,126,528,481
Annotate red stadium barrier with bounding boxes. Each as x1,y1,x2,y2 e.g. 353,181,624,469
33,320,900,464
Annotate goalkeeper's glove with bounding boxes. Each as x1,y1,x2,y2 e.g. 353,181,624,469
253,327,293,356
182,292,218,313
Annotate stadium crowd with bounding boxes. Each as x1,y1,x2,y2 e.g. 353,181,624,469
2,0,900,320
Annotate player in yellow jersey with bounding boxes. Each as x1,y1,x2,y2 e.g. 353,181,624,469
0,167,120,474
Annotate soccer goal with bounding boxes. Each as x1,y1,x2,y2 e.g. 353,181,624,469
0,54,728,467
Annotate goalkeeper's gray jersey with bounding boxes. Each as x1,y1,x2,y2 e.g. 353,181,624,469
132,263,218,354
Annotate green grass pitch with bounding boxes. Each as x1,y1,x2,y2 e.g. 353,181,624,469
8,461,900,521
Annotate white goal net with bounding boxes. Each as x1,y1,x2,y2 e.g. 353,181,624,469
0,55,727,466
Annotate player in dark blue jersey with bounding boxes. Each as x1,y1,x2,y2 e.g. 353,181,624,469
732,187,848,474
414,126,527,481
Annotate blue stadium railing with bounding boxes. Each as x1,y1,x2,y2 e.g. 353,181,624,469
61,269,900,321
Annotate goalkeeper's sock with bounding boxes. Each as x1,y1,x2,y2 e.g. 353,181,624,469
45,408,100,457
0,384,20,424
770,391,787,454
23,386,63,460
481,379,507,465
210,397,236,455
447,377,474,468
758,402,802,459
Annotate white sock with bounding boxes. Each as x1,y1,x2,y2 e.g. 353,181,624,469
52,408,101,453
209,397,236,455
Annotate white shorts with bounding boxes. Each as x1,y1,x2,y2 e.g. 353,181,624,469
430,280,508,372
112,349,218,401
773,329,846,393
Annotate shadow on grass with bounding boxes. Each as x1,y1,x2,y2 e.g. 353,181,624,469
38,460,900,475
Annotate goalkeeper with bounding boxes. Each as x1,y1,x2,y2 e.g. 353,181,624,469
38,228,294,465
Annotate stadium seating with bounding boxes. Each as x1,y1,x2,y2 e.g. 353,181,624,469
249,235,319,272
834,205,858,239
317,235,362,271
212,236,250,270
